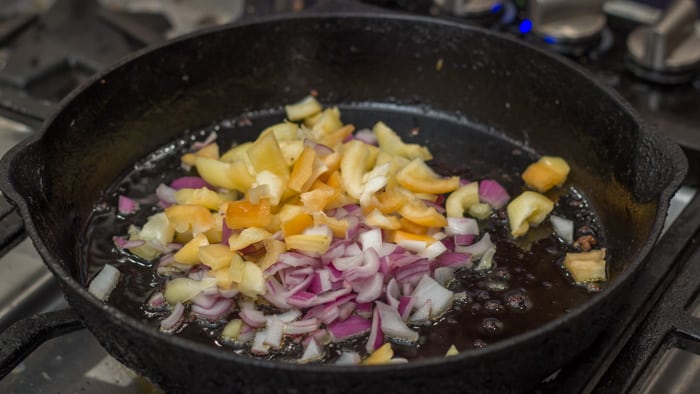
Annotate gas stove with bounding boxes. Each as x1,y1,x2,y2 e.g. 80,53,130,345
0,1,699,393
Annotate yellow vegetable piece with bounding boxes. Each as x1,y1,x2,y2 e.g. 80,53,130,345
199,243,236,270
564,249,607,284
388,230,437,245
281,212,314,238
253,170,285,206
174,187,227,211
279,140,305,166
300,181,339,213
221,319,243,341
225,200,272,229
340,140,372,200
445,345,459,357
288,146,316,192
165,205,216,235
247,130,290,178
285,95,322,121
313,214,349,238
507,191,554,238
258,239,287,272
262,122,299,142
196,143,220,160
318,124,354,149
445,182,479,218
195,157,254,192
364,343,394,365
521,156,570,193
285,234,332,254
395,158,459,194
173,233,209,265
468,202,493,220
228,227,272,251
398,200,447,228
239,261,266,297
399,217,429,235
373,122,432,161
211,267,234,288
220,142,253,163
164,277,214,304
310,107,343,139
229,254,245,283
365,209,402,230
128,212,175,260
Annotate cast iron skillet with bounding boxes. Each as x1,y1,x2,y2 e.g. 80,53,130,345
0,12,687,393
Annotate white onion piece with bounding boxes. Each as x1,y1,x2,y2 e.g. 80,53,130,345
475,247,496,271
284,318,321,335
550,215,574,244
274,309,302,323
264,317,284,349
445,217,479,236
332,254,364,271
251,330,269,355
299,338,324,363
397,240,428,253
88,264,120,301
433,267,455,287
386,278,401,309
411,275,453,319
375,301,419,343
359,228,383,253
352,273,384,303
408,300,431,324
160,302,185,331
418,241,447,260
336,351,362,365
387,357,409,364
345,248,380,281
455,233,494,259
155,183,177,204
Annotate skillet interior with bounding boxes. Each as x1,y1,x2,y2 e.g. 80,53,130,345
0,13,684,392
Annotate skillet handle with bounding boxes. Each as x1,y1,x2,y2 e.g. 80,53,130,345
0,308,83,379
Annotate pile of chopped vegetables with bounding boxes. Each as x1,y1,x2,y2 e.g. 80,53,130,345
91,96,608,365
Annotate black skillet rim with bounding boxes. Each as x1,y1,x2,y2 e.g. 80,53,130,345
0,11,688,375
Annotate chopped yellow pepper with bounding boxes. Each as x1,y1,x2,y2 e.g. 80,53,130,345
506,191,554,238
521,156,570,193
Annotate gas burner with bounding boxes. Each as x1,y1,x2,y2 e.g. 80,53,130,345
528,0,608,54
626,0,700,84
433,0,504,19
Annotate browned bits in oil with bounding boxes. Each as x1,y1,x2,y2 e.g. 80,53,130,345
410,127,420,136
503,292,532,312
484,299,504,314
473,339,488,348
574,235,597,251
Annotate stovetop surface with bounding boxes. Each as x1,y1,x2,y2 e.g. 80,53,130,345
0,1,699,393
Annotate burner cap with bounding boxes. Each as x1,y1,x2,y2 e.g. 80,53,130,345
529,0,607,44
626,0,700,84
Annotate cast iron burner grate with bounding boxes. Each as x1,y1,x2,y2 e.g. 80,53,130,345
0,0,170,128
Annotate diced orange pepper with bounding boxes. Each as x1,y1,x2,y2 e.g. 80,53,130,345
387,230,437,245
521,156,570,193
395,158,460,194
258,239,287,272
225,199,272,229
365,209,401,230
313,214,349,238
321,152,342,177
281,212,314,237
375,189,409,215
324,171,343,189
165,205,216,235
364,342,394,365
319,124,354,149
288,147,316,192
300,181,339,212
398,200,447,228
196,143,220,160
399,217,429,235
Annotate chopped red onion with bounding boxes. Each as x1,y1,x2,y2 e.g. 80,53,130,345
316,305,340,325
88,264,120,301
118,195,139,215
288,291,319,308
113,236,145,250
454,234,475,246
239,309,267,328
446,217,479,236
148,292,165,308
397,296,416,321
328,315,371,341
418,241,447,260
222,222,233,247
160,302,185,331
375,301,419,343
345,248,380,281
332,253,364,271
394,259,431,285
455,233,494,259
437,252,472,269
479,179,510,209
278,252,319,268
218,287,239,299
191,293,217,308
422,199,446,214
284,318,321,335
386,278,401,309
351,273,384,303
335,351,362,365
304,139,335,156
354,129,378,146
378,242,398,258
170,176,210,190
192,298,233,321
155,183,177,204
411,275,453,319
355,302,373,318
337,302,357,321
321,241,347,264
309,269,333,294
397,239,429,253
273,309,302,323
366,306,384,353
